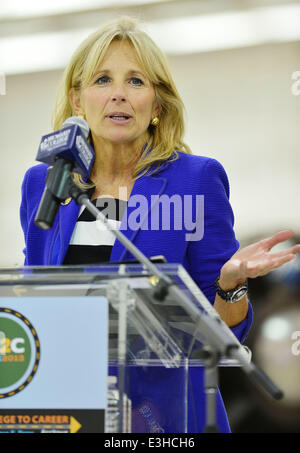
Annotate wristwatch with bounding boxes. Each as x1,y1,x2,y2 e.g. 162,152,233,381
214,277,248,303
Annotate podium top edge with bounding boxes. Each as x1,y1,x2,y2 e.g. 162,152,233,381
0,262,184,274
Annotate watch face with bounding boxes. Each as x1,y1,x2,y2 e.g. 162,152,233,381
231,287,247,302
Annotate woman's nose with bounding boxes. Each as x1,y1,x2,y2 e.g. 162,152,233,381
112,94,126,102
111,84,127,102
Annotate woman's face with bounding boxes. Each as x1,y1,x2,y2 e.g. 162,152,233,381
78,40,158,148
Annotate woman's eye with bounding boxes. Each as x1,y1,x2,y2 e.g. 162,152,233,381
130,77,144,86
96,75,110,85
94,75,144,86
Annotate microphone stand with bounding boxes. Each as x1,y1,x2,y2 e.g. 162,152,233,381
58,171,283,433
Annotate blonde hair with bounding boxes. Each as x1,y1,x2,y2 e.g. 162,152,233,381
52,16,192,186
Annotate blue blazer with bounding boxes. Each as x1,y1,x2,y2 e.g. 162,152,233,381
20,151,253,432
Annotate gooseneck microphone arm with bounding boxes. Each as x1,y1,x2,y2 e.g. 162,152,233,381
68,173,284,402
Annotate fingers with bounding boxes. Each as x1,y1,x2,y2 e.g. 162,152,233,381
240,254,296,279
270,244,300,258
222,242,299,282
262,230,295,251
264,254,296,274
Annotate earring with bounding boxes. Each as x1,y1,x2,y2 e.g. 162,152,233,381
78,112,86,120
151,117,159,127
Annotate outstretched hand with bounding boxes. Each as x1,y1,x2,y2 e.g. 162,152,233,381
220,230,300,289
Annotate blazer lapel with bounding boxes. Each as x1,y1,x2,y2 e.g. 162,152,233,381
110,174,167,262
58,200,81,263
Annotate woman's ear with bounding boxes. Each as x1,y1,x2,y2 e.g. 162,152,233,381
153,96,162,119
152,104,161,122
69,88,82,116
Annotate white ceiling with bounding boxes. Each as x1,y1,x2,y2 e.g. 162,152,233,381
0,0,172,19
1,0,300,75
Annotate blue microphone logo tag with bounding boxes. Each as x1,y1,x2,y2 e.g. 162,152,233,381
40,129,71,154
76,135,94,173
36,124,95,177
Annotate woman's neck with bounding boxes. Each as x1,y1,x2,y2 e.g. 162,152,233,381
90,135,147,184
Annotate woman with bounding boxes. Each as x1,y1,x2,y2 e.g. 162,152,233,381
20,17,300,432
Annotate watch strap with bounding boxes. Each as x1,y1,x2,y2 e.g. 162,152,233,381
214,277,248,303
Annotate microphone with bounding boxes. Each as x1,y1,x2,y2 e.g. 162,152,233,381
34,116,95,230
35,116,94,177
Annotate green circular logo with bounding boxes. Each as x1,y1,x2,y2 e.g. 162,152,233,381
0,308,40,398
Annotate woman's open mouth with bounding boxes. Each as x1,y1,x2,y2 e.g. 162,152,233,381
106,112,132,124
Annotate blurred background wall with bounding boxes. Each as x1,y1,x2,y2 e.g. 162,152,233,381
0,0,299,433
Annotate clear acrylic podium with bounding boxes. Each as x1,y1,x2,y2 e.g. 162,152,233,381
0,263,249,433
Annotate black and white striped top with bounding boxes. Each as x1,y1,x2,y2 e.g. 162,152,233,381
63,197,127,265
